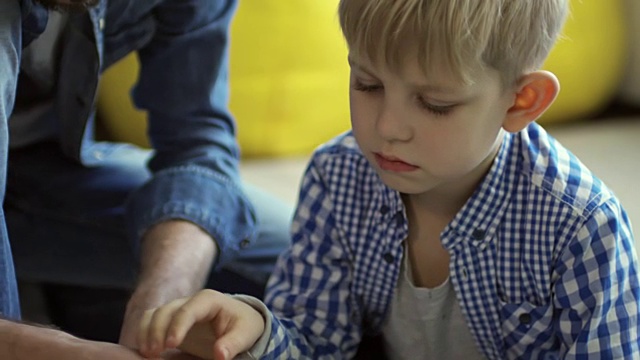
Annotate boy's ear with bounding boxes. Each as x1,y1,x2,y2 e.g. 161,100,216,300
503,70,559,133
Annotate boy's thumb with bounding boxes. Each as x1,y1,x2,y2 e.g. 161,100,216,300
214,335,251,360
217,346,230,360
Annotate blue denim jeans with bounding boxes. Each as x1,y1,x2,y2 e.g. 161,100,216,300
5,141,292,291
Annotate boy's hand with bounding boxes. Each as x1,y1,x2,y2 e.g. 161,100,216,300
137,289,265,360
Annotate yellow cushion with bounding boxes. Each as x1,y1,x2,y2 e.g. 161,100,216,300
97,0,626,156
619,0,640,104
97,0,349,156
539,0,626,124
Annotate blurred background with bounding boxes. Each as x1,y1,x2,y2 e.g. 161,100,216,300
96,0,640,248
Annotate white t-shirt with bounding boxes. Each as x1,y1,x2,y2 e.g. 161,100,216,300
381,244,485,359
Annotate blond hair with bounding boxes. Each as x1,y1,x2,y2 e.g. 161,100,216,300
338,0,569,86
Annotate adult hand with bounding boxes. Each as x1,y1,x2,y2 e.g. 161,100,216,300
138,290,265,360
0,318,154,360
161,349,204,360
79,340,151,359
76,342,201,360
119,220,217,348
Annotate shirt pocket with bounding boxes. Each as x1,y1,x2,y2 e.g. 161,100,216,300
498,300,560,360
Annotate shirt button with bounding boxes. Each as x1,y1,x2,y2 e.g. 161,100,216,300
461,267,469,281
394,212,404,226
518,313,532,325
383,252,394,264
99,18,105,30
379,205,390,215
239,239,250,249
472,228,486,240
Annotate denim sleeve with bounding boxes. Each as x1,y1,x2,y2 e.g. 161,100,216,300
553,199,640,358
0,0,23,319
124,0,256,268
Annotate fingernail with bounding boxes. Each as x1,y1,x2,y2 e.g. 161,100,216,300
221,347,230,360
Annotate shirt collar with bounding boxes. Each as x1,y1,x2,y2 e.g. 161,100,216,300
370,131,520,249
443,132,519,249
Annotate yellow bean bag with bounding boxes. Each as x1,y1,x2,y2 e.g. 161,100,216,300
619,0,640,104
97,0,349,157
97,0,626,156
539,0,626,124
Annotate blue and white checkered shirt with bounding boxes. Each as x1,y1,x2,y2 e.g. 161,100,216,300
259,123,639,359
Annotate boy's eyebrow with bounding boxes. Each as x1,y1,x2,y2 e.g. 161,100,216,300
347,57,377,77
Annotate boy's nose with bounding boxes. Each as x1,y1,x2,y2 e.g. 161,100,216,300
375,101,412,142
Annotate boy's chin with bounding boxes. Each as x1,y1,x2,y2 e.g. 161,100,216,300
35,0,99,12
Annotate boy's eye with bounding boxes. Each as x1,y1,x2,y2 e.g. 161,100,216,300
417,95,455,116
353,80,382,92
352,79,455,116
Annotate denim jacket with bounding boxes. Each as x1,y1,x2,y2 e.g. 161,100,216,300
0,0,24,319
0,0,256,315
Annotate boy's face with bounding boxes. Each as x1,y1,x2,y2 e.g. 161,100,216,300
349,54,516,197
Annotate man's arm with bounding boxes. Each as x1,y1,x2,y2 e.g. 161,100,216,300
0,0,24,321
1,0,21,142
0,319,144,360
0,318,206,359
120,220,216,346
119,0,257,346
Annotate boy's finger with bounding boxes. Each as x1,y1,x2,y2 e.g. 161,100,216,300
213,335,244,360
137,308,155,356
148,298,190,351
212,323,260,360
212,300,265,360
166,290,224,345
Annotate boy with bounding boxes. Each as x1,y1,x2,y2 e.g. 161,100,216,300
136,0,640,359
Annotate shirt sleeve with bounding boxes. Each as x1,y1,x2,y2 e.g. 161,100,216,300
0,0,22,320
553,198,640,358
252,156,363,359
1,0,20,124
230,295,273,359
124,0,257,268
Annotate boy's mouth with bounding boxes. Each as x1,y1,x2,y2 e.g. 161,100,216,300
374,153,419,172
